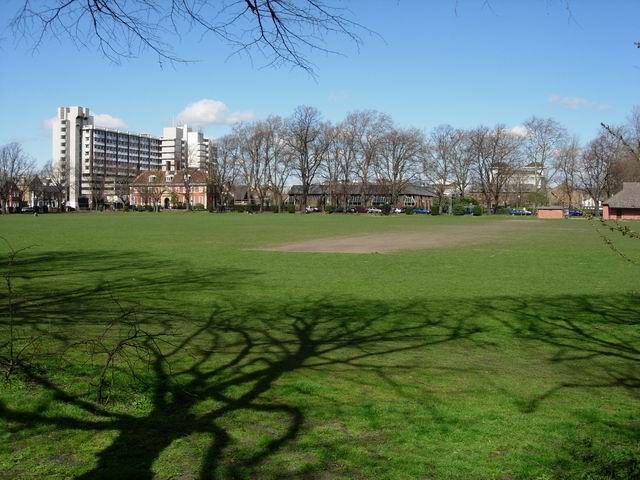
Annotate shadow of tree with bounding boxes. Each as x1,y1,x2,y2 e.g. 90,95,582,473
1,249,640,478
1,296,484,479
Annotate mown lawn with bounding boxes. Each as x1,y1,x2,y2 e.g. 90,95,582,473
1,212,639,479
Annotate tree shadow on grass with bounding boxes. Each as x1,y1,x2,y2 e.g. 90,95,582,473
1,251,640,478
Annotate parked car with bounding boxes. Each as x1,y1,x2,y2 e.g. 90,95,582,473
367,207,382,214
510,208,532,216
21,207,35,214
393,207,404,214
353,206,368,214
567,209,583,217
413,208,431,214
304,206,320,213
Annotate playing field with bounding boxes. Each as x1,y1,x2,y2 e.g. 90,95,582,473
1,213,639,479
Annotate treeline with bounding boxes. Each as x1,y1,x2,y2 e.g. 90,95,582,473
208,105,640,214
2,106,639,215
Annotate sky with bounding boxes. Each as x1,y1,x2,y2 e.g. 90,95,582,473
0,0,639,167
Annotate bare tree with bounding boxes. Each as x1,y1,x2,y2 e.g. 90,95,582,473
237,122,268,211
469,125,523,212
601,106,640,164
9,0,368,74
424,125,461,213
285,106,332,211
0,142,36,214
522,116,568,206
449,129,474,198
322,125,343,208
375,127,424,207
207,134,240,210
554,136,581,208
351,110,392,208
263,116,292,211
143,174,166,212
579,129,623,217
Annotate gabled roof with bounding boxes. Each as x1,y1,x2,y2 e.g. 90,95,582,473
132,168,208,186
287,183,435,197
604,182,640,208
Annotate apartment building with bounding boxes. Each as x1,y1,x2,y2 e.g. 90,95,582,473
53,106,214,208
161,126,213,171
53,106,162,208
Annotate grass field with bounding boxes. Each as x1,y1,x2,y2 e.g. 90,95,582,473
1,212,639,479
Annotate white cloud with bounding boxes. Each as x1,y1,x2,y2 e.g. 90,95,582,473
94,113,127,129
42,116,57,129
548,94,610,111
41,112,127,130
176,99,254,127
507,125,528,137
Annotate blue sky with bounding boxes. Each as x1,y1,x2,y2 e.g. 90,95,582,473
1,0,638,166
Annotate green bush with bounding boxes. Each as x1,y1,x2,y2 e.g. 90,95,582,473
234,205,247,213
288,203,296,214
495,207,510,215
405,207,414,215
145,205,154,212
473,205,483,216
452,204,465,216
193,203,205,211
431,204,441,215
381,203,392,215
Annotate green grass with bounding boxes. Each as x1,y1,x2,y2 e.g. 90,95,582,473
1,212,639,479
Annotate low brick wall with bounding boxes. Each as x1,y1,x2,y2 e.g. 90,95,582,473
537,208,564,219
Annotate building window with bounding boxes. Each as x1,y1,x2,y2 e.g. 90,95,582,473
348,194,361,206
373,195,388,206
404,195,416,207
149,175,156,183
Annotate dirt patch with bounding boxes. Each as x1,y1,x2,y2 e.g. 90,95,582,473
260,220,534,254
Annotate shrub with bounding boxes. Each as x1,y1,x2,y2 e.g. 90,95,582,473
452,204,465,216
234,205,247,213
431,203,441,215
405,207,414,215
288,203,296,214
495,207,510,215
145,205,154,212
381,203,392,215
193,203,205,211
473,205,483,216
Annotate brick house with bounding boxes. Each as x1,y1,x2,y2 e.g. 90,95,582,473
603,182,640,220
130,169,208,209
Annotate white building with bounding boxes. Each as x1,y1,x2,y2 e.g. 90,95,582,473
53,106,162,208
161,125,212,171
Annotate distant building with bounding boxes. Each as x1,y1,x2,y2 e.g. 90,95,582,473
52,106,215,209
469,162,547,208
603,182,640,220
130,169,209,209
161,125,214,171
52,106,162,209
287,183,435,209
